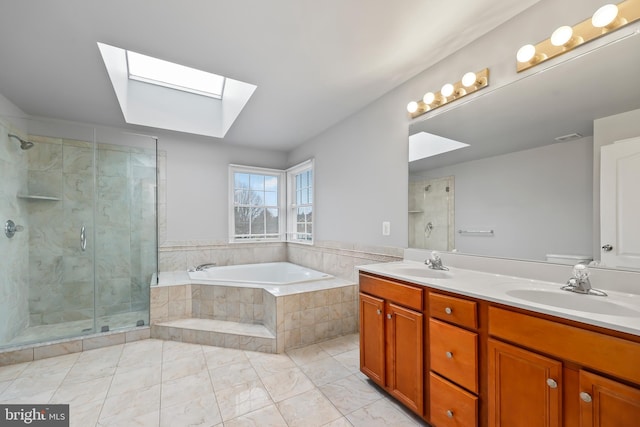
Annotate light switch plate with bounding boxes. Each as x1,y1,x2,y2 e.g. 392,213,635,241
382,221,391,236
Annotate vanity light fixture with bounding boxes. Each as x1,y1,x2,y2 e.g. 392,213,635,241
406,68,490,118
516,0,640,72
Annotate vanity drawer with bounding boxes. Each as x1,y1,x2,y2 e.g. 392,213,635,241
359,273,423,311
430,372,478,427
430,292,478,329
430,318,478,393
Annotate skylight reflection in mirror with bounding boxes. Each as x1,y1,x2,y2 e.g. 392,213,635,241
126,50,225,99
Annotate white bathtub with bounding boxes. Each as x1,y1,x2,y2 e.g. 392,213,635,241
188,262,333,285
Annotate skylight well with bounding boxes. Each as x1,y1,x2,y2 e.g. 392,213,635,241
409,131,469,162
98,42,256,138
126,50,226,99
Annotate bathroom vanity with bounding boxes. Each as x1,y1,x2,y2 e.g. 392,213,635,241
357,261,640,427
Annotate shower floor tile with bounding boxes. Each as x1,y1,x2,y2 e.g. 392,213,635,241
0,333,427,426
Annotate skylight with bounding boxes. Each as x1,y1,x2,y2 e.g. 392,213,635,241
126,50,225,99
409,131,470,162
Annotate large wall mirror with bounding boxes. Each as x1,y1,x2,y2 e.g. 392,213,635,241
408,31,640,271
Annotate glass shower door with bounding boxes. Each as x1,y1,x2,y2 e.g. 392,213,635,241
94,128,156,330
0,116,98,348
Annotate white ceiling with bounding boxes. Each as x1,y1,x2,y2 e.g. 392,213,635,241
0,0,539,151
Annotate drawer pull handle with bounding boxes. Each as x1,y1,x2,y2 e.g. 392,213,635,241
387,314,392,319
546,378,558,389
444,307,453,315
376,309,382,315
580,392,592,403
445,351,453,359
446,410,454,418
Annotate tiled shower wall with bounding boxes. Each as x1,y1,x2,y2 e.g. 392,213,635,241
0,122,29,342
26,136,156,325
408,176,455,251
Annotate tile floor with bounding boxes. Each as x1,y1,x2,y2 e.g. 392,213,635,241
0,334,427,426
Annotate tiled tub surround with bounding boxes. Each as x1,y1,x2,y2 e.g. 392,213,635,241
150,273,358,353
158,240,402,283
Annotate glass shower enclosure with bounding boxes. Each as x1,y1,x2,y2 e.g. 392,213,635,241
0,116,157,349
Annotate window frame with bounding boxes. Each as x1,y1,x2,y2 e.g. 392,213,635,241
228,164,286,243
126,49,226,99
286,159,314,245
228,160,314,244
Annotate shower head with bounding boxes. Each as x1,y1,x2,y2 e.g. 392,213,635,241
8,133,34,150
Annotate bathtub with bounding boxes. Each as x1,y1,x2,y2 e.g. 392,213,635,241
188,262,333,286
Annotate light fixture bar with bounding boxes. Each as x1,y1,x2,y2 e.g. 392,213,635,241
407,68,490,119
516,0,640,72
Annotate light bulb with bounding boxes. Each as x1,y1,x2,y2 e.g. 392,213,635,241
423,92,435,105
592,4,618,28
461,72,477,88
407,101,418,113
551,25,573,46
516,44,536,63
441,83,454,97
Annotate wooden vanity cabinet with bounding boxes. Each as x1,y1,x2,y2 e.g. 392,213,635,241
579,370,640,427
488,306,640,427
359,271,640,427
359,292,385,384
488,338,562,427
359,273,424,415
428,292,480,427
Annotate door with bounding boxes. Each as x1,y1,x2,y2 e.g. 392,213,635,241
386,302,423,414
600,136,640,269
488,339,562,427
359,292,385,385
579,370,640,427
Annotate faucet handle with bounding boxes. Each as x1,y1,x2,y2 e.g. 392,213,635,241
431,251,441,261
573,264,589,280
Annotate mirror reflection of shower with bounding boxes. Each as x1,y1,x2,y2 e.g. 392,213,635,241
8,133,35,150
408,176,455,250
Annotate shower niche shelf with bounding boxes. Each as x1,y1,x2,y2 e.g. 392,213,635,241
17,194,61,201
408,210,424,214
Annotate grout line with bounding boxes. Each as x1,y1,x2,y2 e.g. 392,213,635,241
202,343,225,426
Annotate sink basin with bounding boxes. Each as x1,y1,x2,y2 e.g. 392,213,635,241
505,289,640,317
386,265,452,279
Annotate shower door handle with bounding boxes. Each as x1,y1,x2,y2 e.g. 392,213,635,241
80,226,87,252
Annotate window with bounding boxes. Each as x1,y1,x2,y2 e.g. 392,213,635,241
287,160,314,244
228,160,313,244
229,166,285,241
126,49,226,99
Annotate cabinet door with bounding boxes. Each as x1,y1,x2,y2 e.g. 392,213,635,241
387,302,424,415
359,292,385,385
488,338,562,427
579,370,640,427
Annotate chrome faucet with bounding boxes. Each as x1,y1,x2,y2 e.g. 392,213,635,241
425,251,449,271
189,263,217,272
561,264,607,296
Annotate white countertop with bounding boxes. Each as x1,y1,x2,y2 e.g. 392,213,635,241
357,260,640,337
